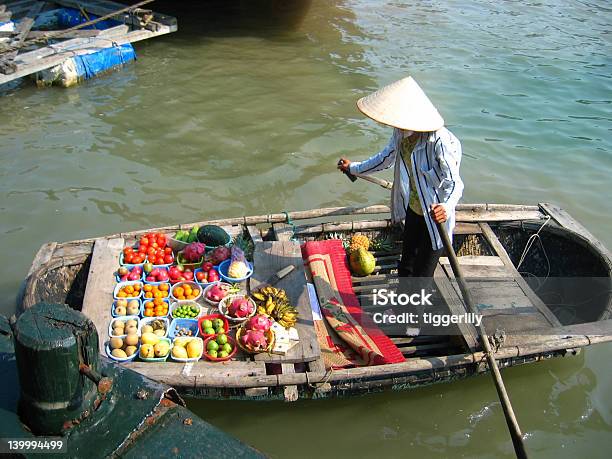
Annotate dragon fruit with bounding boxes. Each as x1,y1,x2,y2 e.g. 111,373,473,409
227,246,250,279
205,284,229,302
183,242,206,263
210,246,231,265
240,329,268,351
246,314,273,332
228,296,254,318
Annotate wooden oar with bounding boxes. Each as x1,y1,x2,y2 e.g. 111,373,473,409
343,170,529,459
436,222,528,459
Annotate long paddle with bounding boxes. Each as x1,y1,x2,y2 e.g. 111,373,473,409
342,169,529,459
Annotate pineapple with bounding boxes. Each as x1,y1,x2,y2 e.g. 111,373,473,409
349,234,370,253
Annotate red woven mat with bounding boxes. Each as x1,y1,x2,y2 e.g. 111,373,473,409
302,240,405,367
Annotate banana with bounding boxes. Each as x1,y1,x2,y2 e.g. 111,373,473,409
252,292,265,301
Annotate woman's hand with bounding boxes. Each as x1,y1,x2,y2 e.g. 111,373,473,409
337,158,351,172
431,203,448,223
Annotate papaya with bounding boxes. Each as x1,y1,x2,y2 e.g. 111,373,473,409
349,248,376,277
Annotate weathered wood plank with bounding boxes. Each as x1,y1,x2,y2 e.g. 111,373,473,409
307,359,331,393
27,242,57,276
246,225,263,244
479,222,562,327
0,0,44,74
281,363,299,402
272,223,294,241
81,237,123,353
250,241,320,363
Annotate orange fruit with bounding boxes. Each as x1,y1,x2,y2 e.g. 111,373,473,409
174,287,184,297
145,292,153,299
159,284,169,292
192,289,200,297
117,291,126,298
144,285,153,292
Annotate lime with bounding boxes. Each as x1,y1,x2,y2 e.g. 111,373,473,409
215,327,225,334
213,319,224,329
216,334,228,345
218,351,229,358
202,319,213,329
207,340,219,351
204,327,215,335
208,350,218,358
221,343,232,354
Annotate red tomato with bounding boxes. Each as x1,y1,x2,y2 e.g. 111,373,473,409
138,245,147,254
196,271,207,282
164,247,172,255
151,242,159,249
140,237,149,247
147,246,156,257
125,253,134,263
157,235,167,247
123,247,133,255
163,254,173,264
155,256,165,265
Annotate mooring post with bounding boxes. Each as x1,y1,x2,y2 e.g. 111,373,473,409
12,303,101,435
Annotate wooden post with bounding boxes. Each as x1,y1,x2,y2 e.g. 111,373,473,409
12,303,100,435
436,223,529,459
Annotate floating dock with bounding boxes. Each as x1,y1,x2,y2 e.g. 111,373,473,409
0,0,177,86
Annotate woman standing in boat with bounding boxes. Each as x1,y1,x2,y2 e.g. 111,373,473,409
338,76,463,278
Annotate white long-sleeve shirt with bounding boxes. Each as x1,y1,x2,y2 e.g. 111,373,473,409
349,127,463,250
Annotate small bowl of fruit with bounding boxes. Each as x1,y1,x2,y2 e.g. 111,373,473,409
139,335,171,362
170,301,203,320
203,282,238,306
114,281,143,300
168,318,199,339
106,333,140,362
141,298,170,318
198,314,229,338
108,316,140,338
171,336,204,362
203,333,237,362
177,242,207,270
142,265,170,284
170,282,202,301
218,259,254,283
116,265,144,283
112,299,142,317
218,294,257,323
120,247,146,267
138,317,169,338
194,262,220,287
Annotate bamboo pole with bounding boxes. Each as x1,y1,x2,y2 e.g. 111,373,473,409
437,222,529,459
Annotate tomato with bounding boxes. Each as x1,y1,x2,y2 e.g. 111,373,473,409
123,247,133,255
140,237,149,247
155,256,165,265
138,245,147,254
164,247,172,255
151,242,159,249
146,246,156,257
163,254,173,264
157,235,167,247
124,253,134,263
136,254,145,263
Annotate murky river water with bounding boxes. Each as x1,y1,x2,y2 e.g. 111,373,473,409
1,0,611,457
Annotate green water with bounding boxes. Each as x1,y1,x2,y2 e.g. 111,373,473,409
1,0,611,457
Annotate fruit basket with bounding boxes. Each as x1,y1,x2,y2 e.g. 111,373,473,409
176,252,204,271
170,281,202,301
236,327,275,355
194,265,220,287
143,267,170,284
198,314,229,338
113,281,143,300
115,265,144,283
170,300,203,319
139,337,171,362
168,318,200,339
218,259,253,283
108,316,140,338
203,334,238,362
138,317,170,338
106,337,140,362
202,282,239,307
218,295,257,323
119,251,146,268
112,299,142,318
141,298,170,318
170,336,204,362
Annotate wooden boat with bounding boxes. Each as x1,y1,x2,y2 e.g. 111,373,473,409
19,203,612,401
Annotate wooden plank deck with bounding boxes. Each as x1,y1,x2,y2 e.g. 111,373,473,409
249,241,320,364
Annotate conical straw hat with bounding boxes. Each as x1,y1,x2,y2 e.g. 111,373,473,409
357,76,444,132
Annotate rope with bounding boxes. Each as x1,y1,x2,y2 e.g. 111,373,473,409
283,211,298,241
516,216,551,280
0,0,156,56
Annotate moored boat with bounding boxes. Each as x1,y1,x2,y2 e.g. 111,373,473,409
19,203,612,401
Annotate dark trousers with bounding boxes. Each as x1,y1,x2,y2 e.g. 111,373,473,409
398,207,444,278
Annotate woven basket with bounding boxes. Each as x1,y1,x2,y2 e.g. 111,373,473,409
236,326,275,354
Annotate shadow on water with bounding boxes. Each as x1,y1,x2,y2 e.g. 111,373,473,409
152,0,314,37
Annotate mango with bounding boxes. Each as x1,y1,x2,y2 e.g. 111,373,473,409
111,349,127,359
172,346,188,359
140,343,154,358
141,332,160,346
142,325,154,334
154,341,169,357
124,334,139,346
186,339,203,359
125,345,137,357
109,337,123,349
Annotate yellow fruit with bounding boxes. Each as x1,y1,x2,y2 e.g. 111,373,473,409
349,234,370,253
186,339,203,359
153,329,165,337
109,337,123,349
141,332,160,346
172,346,188,359
112,327,124,336
126,319,138,327
124,345,137,357
173,337,189,348
140,343,154,358
113,320,125,329
111,348,127,359
115,306,126,316
116,299,128,308
125,324,138,335
124,334,139,346
154,341,169,357
142,325,154,334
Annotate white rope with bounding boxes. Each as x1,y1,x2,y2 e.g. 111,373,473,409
516,216,552,278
